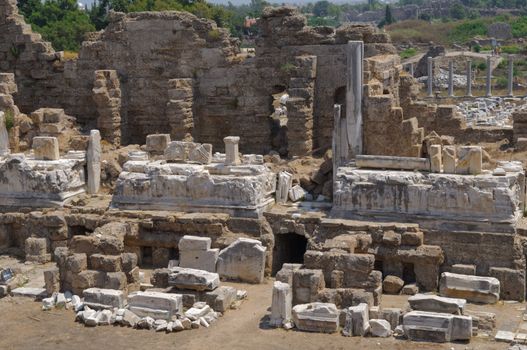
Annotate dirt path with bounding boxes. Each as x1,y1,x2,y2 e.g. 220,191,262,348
0,278,516,350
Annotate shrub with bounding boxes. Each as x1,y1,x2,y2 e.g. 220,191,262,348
3,109,14,131
208,29,221,41
400,47,417,59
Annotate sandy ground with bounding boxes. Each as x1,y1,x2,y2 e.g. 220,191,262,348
0,268,521,350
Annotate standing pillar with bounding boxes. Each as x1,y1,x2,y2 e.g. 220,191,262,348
427,57,433,97
332,104,349,182
486,56,492,97
223,136,241,166
466,60,472,97
448,61,454,97
87,130,101,194
0,111,9,156
507,56,514,97
409,63,414,77
346,41,364,157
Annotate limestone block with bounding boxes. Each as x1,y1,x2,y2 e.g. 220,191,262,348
381,308,401,330
0,111,9,156
11,287,47,300
383,275,403,294
43,267,60,295
72,270,105,292
292,302,339,333
276,171,293,204
146,134,171,153
223,136,240,166
164,141,212,164
216,238,266,284
90,254,122,272
442,146,456,174
104,272,127,290
202,286,237,312
128,151,148,161
403,311,472,342
289,185,307,202
179,235,211,251
83,288,125,309
429,144,442,173
456,146,482,175
439,272,500,304
25,237,48,261
451,264,476,275
33,136,59,160
66,253,87,273
275,263,302,285
293,269,325,305
356,155,430,171
489,267,525,301
408,294,466,314
401,231,423,246
369,319,392,337
121,253,138,273
343,303,369,336
87,130,101,194
179,249,218,272
168,267,220,291
270,281,292,327
128,291,182,320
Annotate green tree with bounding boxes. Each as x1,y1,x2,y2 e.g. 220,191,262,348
450,3,467,19
384,4,394,25
313,0,330,17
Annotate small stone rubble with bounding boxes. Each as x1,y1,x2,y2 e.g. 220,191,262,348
456,97,523,127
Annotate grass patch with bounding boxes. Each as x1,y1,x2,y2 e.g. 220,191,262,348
400,47,417,59
3,109,14,131
208,29,221,41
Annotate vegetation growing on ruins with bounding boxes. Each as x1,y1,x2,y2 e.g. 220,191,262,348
3,110,14,131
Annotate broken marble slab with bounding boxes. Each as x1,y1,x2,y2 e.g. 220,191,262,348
408,294,466,314
343,302,369,336
164,141,212,164
276,171,292,204
128,291,183,320
216,238,266,284
439,272,500,304
11,287,47,300
168,267,219,291
403,310,472,342
269,281,292,328
83,288,125,309
292,302,339,333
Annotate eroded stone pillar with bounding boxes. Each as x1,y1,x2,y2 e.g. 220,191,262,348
269,281,292,327
87,129,101,194
346,41,364,156
508,56,514,97
442,146,456,174
430,144,442,173
409,63,414,77
427,57,433,97
448,61,454,97
332,104,350,180
0,111,9,156
93,70,121,146
466,60,472,97
486,56,492,97
224,136,240,166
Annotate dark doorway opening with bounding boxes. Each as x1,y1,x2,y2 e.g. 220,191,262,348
374,259,384,277
141,246,153,267
403,262,416,284
272,233,308,275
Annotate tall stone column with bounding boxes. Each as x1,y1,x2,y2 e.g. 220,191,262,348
466,60,472,97
507,56,514,97
346,41,364,157
332,104,349,181
486,56,492,97
427,57,433,97
409,63,414,77
0,111,9,156
223,136,240,166
448,61,454,97
87,130,101,194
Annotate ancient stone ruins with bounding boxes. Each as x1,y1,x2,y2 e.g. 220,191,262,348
3,0,527,347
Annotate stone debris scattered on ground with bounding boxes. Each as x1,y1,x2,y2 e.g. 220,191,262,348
456,97,525,127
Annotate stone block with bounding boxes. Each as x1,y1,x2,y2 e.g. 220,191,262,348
383,275,403,294
489,267,525,301
202,286,237,312
179,249,218,273
408,294,466,314
121,253,138,272
104,272,127,290
66,253,88,273
90,254,122,272
72,270,105,292
83,288,125,309
439,272,500,304
401,284,419,295
151,268,170,288
401,231,423,246
43,267,60,296
179,235,211,251
276,171,293,204
145,134,171,153
343,303,369,336
152,247,170,267
168,267,220,291
217,238,266,284
11,287,47,300
381,308,401,330
451,264,476,275
32,136,59,160
403,311,472,342
289,185,307,202
69,236,99,256
25,237,49,262
369,319,392,337
128,291,182,320
293,269,325,305
87,130,101,194
223,136,240,166
430,144,442,173
270,281,292,327
292,302,339,333
275,263,302,285
356,155,430,171
456,146,482,175
164,141,212,164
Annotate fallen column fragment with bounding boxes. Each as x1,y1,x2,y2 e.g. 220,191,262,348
439,272,500,304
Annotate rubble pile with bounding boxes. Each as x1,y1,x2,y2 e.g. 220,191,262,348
456,97,523,127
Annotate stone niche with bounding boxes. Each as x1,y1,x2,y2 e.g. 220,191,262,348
332,167,525,233
111,160,276,218
0,153,86,207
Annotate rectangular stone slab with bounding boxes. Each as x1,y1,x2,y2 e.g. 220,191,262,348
439,272,500,304
292,302,339,333
168,267,219,291
408,294,466,314
83,288,125,309
403,311,472,342
128,291,182,320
